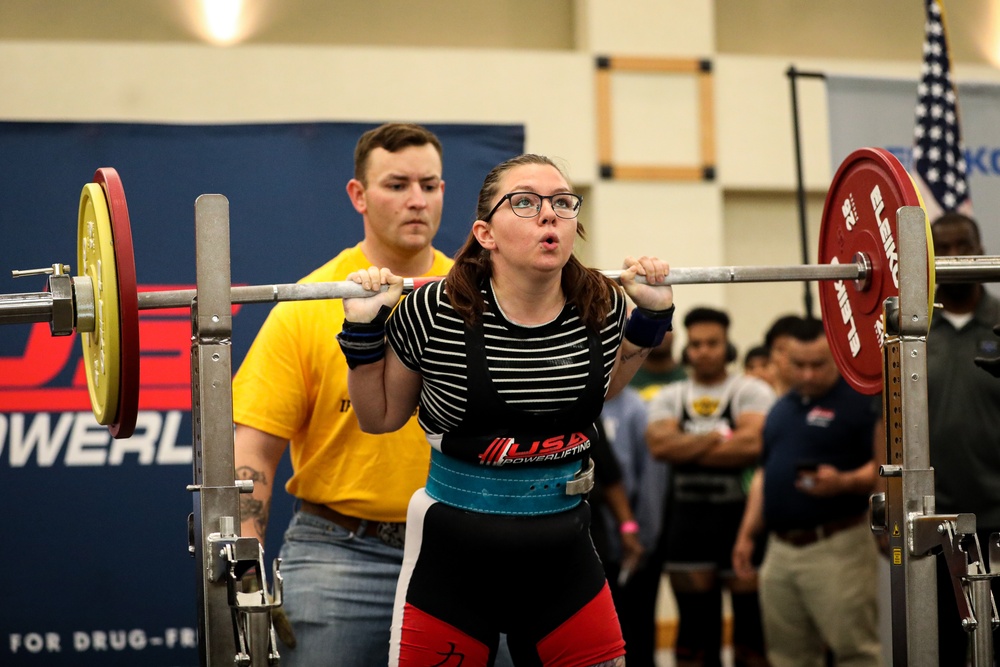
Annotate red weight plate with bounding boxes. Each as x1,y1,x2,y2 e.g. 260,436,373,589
818,148,921,395
95,168,139,439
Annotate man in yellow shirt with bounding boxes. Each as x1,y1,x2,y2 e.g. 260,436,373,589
232,123,452,667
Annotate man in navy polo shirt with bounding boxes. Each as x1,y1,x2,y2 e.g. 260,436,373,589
732,317,883,667
927,212,1000,665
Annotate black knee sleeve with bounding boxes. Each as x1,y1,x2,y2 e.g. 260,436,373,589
674,588,723,666
729,590,766,655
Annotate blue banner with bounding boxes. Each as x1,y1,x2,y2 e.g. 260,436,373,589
0,121,524,666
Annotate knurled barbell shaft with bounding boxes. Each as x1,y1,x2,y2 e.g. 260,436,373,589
600,263,864,286
134,263,867,310
137,281,403,310
2,256,1000,327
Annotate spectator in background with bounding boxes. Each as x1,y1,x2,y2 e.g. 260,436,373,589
764,315,804,397
613,329,686,666
926,212,1000,665
732,317,882,667
632,330,687,400
743,345,773,387
647,307,775,667
600,383,667,667
588,418,645,592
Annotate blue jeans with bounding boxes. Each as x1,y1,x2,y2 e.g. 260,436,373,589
278,510,404,667
278,510,514,667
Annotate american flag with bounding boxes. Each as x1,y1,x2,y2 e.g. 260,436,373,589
911,0,972,221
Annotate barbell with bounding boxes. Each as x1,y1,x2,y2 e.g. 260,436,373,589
3,148,1000,439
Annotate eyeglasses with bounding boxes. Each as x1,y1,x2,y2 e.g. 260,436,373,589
483,191,583,221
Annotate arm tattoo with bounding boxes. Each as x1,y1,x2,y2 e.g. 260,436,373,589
237,465,271,538
620,347,651,363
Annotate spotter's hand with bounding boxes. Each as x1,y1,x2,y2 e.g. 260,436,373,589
619,256,672,312
343,266,404,323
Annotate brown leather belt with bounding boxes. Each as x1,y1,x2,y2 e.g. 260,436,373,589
300,501,405,548
773,513,867,547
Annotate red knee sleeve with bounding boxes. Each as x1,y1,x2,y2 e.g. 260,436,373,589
537,582,626,666
397,603,491,667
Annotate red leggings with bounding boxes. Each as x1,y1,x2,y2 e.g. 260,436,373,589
391,490,625,666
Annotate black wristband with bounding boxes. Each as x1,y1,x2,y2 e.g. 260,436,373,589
624,304,674,348
636,304,675,320
337,306,392,369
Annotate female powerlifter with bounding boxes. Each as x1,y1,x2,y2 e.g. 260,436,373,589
338,153,674,667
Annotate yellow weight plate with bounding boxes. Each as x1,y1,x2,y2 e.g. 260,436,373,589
77,183,121,424
905,174,936,325
928,216,936,322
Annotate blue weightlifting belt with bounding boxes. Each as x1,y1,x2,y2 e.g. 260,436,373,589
425,448,594,516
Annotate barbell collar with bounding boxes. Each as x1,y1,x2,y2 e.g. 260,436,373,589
49,273,76,336
11,263,71,279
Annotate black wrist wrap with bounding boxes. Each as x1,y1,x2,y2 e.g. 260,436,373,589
624,304,675,348
337,305,392,369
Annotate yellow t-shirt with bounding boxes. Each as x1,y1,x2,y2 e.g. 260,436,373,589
232,244,454,522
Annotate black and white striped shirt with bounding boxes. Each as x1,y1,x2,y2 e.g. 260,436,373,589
386,279,627,436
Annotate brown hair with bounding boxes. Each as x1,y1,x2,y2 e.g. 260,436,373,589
353,123,443,185
446,154,618,329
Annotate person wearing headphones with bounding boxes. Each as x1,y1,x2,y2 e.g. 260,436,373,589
646,307,776,667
